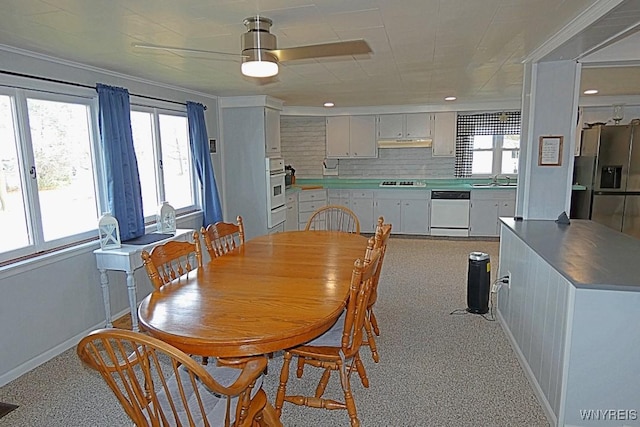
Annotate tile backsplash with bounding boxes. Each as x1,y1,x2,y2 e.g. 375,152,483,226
280,115,455,179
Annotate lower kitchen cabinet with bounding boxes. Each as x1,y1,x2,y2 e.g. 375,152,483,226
469,190,516,237
327,189,375,232
298,189,327,230
285,192,298,231
374,190,430,235
350,191,375,232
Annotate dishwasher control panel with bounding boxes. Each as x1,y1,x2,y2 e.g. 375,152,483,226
431,190,470,200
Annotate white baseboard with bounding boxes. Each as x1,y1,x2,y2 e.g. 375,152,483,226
0,307,130,387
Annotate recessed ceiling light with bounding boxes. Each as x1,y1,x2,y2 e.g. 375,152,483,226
444,96,457,101
324,102,335,107
583,89,598,95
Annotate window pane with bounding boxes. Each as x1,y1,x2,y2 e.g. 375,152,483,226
472,151,493,175
503,134,520,149
0,95,30,252
473,135,493,149
501,150,519,174
130,111,160,217
27,98,98,241
159,114,193,209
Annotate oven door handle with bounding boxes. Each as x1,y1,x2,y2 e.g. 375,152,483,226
271,204,286,213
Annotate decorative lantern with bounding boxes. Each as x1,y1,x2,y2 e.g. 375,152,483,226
157,201,176,234
98,212,121,250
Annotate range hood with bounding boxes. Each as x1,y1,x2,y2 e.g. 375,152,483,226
377,138,432,148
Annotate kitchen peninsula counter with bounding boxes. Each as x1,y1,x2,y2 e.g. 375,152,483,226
501,218,640,291
497,218,640,426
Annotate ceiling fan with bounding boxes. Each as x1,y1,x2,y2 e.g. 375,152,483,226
133,16,372,78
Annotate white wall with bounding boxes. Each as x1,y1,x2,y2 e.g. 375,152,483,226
0,47,219,386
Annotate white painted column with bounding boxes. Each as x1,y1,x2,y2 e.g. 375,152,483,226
517,60,581,220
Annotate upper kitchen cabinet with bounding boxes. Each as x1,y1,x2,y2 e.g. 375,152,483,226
264,107,281,157
377,113,433,140
432,112,457,157
326,115,377,159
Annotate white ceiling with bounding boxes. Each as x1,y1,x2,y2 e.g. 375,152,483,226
0,0,639,108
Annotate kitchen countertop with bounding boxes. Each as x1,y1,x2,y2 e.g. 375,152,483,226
288,178,519,192
501,218,640,292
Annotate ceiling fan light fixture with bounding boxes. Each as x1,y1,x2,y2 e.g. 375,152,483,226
241,59,278,78
241,49,279,77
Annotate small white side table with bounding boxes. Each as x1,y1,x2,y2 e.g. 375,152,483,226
93,229,194,331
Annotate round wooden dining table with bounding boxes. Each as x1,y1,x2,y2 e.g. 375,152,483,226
137,230,369,358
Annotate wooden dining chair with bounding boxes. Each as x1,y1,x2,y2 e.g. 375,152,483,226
274,240,382,427
77,328,270,427
141,230,202,290
202,216,245,259
362,217,392,363
304,205,361,234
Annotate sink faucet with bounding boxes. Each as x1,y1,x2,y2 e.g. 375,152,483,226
491,174,511,185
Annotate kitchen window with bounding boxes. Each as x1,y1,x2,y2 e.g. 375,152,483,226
455,112,521,178
471,134,520,176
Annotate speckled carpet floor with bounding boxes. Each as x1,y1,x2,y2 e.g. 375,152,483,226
0,237,549,426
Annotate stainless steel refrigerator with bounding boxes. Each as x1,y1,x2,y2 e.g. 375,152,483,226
575,125,640,239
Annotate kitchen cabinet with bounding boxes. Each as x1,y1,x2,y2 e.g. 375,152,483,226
401,199,430,234
377,113,433,140
351,191,375,233
326,115,377,159
469,190,516,237
432,112,457,157
374,190,430,235
264,107,281,157
285,192,298,231
298,189,327,229
328,189,350,207
328,189,375,232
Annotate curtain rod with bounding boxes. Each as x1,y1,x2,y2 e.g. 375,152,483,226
0,69,206,110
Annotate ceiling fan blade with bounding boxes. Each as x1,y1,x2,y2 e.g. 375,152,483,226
271,40,371,62
133,43,244,58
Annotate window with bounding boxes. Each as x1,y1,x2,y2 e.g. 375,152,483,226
455,112,521,178
0,90,99,261
130,109,195,219
471,134,520,176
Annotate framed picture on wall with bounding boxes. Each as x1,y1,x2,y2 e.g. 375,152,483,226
538,136,563,166
209,139,217,154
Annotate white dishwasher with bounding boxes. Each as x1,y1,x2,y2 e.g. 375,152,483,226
430,190,470,237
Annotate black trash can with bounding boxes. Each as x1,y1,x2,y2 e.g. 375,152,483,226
467,252,491,314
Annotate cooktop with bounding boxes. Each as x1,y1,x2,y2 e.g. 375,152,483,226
379,180,426,188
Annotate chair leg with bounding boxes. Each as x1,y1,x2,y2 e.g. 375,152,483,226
363,316,380,363
275,351,292,417
315,367,332,398
338,359,360,427
370,308,380,336
296,356,306,378
353,353,369,388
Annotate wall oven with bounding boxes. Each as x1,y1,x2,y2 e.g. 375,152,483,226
266,157,286,228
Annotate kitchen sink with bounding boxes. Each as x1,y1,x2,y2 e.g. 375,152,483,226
471,182,517,187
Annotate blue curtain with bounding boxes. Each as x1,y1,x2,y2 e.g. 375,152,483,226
187,101,222,226
96,83,145,240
